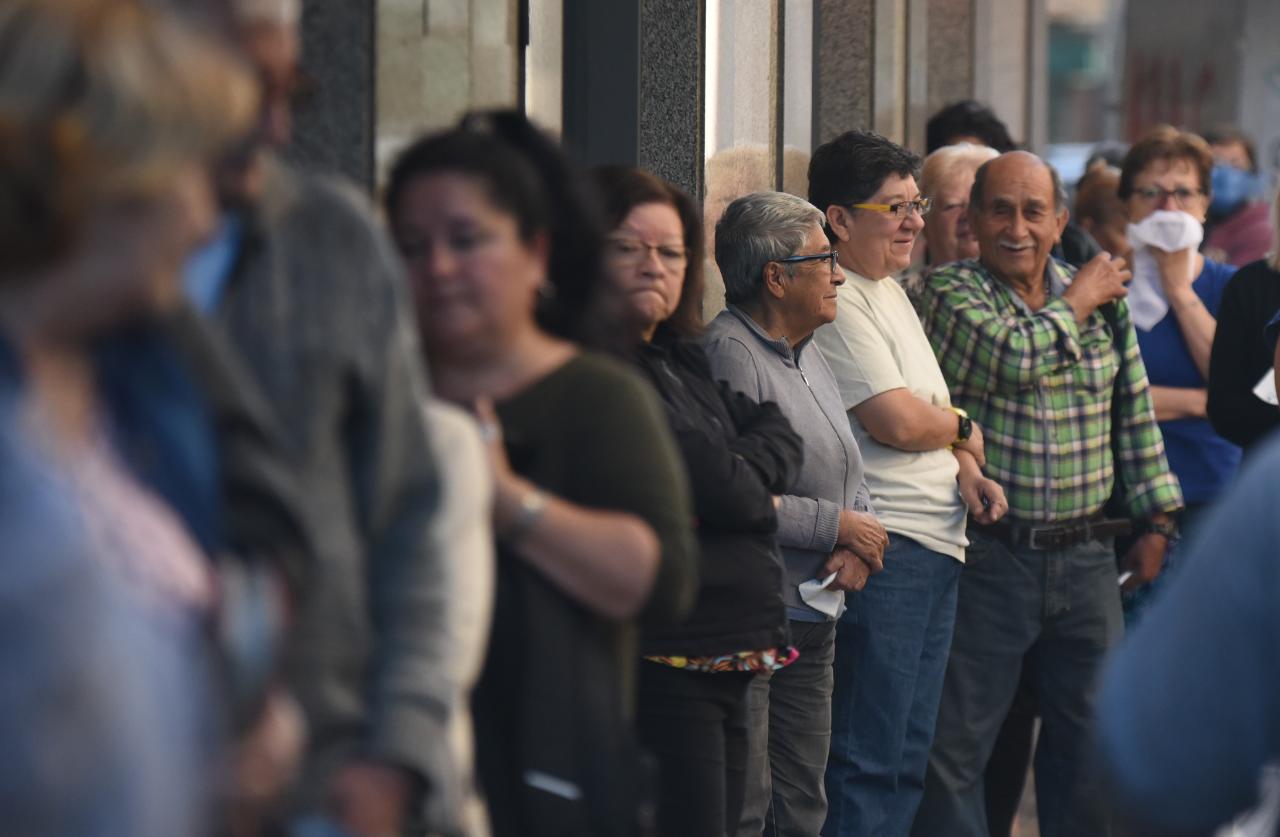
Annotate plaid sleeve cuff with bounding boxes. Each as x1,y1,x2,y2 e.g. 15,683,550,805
1125,473,1185,519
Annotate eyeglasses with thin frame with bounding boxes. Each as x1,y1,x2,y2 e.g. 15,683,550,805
1132,186,1204,207
849,197,933,219
775,250,840,275
604,237,688,271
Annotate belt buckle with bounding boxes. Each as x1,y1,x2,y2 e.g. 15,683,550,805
1028,526,1065,551
1028,528,1050,550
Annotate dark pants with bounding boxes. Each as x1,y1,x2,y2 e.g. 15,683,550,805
636,662,755,837
983,664,1037,836
911,529,1123,837
737,619,837,837
824,535,962,837
982,505,1209,837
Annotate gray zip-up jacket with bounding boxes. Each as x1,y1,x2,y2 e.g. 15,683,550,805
703,306,874,621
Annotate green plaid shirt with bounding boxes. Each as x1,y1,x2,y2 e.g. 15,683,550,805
919,258,1183,524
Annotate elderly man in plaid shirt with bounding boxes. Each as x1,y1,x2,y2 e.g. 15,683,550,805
910,152,1183,837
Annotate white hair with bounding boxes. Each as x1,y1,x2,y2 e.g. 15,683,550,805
230,0,301,26
920,142,999,198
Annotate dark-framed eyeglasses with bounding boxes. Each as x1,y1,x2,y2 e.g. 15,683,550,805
775,250,840,274
849,197,933,219
1132,186,1204,206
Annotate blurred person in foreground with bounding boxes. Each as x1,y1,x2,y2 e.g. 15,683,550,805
590,165,804,837
1208,187,1280,453
808,131,1008,837
0,414,204,837
0,0,261,831
1202,124,1274,268
912,151,1182,837
191,0,476,833
702,191,887,836
385,112,696,837
1097,433,1280,835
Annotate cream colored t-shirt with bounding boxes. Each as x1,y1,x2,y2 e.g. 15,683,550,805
814,267,968,561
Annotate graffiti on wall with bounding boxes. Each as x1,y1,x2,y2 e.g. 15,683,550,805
1125,49,1219,138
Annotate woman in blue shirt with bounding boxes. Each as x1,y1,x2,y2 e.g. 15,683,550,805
1117,127,1242,584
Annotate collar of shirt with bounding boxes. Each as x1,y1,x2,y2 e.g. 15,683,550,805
990,257,1073,316
725,304,814,364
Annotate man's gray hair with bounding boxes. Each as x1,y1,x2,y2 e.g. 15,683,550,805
715,191,825,305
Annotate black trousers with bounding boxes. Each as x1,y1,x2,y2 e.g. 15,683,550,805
635,661,755,837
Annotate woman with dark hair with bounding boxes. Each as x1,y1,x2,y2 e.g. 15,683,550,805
385,112,697,837
590,165,804,837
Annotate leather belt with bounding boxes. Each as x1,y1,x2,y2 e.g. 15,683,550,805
973,516,1132,551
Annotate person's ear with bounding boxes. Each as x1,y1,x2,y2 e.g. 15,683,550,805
826,204,854,244
1055,206,1070,241
762,261,788,300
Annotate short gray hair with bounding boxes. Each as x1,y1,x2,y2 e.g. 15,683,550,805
715,191,825,305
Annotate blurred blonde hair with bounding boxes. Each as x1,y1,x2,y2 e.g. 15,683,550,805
919,142,999,199
0,0,258,273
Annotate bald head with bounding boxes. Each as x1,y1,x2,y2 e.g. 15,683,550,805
971,151,1066,213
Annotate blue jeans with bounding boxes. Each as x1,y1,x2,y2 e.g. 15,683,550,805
911,528,1123,837
736,619,836,837
823,534,962,837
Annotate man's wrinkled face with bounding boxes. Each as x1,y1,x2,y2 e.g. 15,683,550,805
969,152,1068,286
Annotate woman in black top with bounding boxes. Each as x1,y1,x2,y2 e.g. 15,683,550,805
590,166,804,837
1208,191,1280,453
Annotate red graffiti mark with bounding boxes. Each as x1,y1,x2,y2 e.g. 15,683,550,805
1124,50,1219,139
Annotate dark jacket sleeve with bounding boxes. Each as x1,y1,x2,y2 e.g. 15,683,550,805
161,304,314,595
1207,265,1280,450
720,387,804,495
573,360,698,626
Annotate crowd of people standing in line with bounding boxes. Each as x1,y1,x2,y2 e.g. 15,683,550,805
3,1,1279,836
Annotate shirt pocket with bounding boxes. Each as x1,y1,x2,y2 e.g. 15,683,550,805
1066,322,1119,395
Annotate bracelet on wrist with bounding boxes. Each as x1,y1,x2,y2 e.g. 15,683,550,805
502,487,548,543
948,406,972,445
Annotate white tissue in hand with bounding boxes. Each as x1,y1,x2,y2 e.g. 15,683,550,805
798,570,845,619
1125,210,1204,332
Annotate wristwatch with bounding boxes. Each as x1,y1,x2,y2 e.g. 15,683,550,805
949,406,973,444
1134,518,1179,540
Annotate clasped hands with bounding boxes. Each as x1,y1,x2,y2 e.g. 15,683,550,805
821,509,888,593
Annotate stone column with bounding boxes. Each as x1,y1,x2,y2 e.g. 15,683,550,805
926,0,974,119
813,0,874,145
638,0,705,198
289,0,377,189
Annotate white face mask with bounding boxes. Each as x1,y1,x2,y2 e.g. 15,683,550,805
1126,209,1203,254
1124,210,1204,332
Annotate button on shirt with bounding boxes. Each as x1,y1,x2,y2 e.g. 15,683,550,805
814,268,968,561
703,306,874,622
918,259,1183,524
